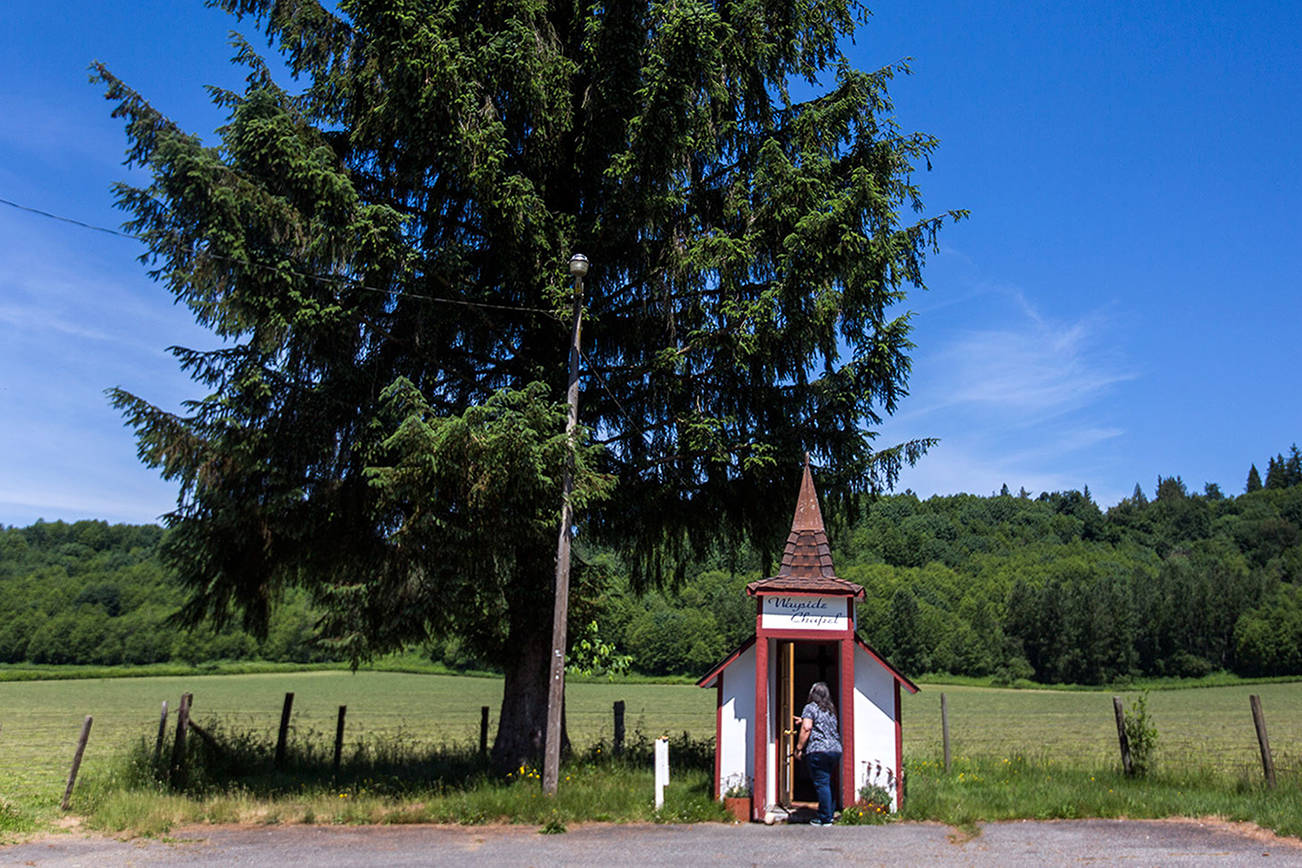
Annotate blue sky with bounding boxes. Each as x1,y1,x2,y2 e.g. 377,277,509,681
2,1,1299,527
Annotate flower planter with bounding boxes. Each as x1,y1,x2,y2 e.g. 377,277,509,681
723,796,751,822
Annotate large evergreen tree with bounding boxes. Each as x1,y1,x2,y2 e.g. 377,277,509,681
98,0,958,769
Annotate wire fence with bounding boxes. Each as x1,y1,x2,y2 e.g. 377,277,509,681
904,684,1302,783
5,676,1301,805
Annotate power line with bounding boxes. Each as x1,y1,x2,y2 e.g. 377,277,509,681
1,196,131,238
580,349,655,450
4,195,657,440
0,196,560,319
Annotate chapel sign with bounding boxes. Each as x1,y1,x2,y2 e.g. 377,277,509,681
760,594,848,631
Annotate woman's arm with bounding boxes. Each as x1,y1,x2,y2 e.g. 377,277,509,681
795,717,813,756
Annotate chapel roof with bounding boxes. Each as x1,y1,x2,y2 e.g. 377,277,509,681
745,456,865,599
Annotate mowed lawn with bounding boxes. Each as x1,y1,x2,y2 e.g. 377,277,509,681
3,673,1302,808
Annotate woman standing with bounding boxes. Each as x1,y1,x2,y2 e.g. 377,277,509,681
794,681,842,826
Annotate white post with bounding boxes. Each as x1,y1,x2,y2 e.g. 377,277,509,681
654,736,669,809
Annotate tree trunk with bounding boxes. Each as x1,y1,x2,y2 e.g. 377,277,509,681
490,626,548,772
490,620,569,773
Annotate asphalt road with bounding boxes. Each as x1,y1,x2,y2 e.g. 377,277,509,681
4,819,1301,866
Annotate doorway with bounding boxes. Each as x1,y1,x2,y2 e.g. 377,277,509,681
774,640,840,807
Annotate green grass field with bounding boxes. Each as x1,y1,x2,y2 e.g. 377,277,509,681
3,672,1302,835
900,681,1302,778
0,671,714,814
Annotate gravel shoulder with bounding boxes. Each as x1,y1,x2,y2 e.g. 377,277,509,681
4,818,1301,866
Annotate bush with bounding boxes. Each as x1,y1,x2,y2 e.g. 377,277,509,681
625,608,721,676
1122,692,1158,778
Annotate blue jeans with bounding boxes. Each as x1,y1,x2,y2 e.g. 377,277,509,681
807,751,840,823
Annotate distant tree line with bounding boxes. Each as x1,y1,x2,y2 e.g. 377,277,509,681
585,445,1302,683
4,444,1301,683
0,520,330,666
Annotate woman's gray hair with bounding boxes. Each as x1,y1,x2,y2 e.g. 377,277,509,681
808,681,836,715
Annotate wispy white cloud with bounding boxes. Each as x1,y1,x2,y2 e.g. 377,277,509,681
879,277,1137,507
902,293,1134,425
0,302,122,344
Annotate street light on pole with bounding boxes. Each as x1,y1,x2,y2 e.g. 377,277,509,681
543,252,587,795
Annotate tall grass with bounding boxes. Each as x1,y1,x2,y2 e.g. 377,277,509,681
902,751,1302,839
79,722,724,835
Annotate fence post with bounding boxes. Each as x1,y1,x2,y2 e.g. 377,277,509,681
1112,696,1132,776
170,692,192,788
654,736,669,810
1250,695,1277,789
941,693,951,774
275,692,295,770
479,706,489,758
614,700,625,756
154,701,168,763
333,705,347,778
61,715,93,811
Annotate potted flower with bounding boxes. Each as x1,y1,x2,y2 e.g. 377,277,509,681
722,775,751,822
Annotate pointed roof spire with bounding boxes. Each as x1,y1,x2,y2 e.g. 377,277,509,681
745,453,864,599
790,452,825,532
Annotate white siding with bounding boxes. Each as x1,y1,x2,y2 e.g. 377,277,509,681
717,643,756,799
853,645,902,811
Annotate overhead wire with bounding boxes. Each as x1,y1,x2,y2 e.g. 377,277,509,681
4,194,659,448
0,196,561,319
579,349,655,451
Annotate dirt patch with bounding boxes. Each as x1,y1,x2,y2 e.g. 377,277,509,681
1159,816,1302,849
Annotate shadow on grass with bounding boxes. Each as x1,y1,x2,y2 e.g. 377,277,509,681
130,719,715,799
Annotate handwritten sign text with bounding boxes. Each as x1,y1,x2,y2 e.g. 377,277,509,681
761,595,848,631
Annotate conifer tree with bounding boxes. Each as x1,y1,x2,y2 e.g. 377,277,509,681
97,0,958,769
1247,464,1263,493
1286,445,1302,488
1266,455,1285,489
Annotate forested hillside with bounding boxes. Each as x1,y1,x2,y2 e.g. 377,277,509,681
586,446,1302,684
4,446,1300,683
0,521,329,666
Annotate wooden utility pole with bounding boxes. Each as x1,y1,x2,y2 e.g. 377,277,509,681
543,253,587,796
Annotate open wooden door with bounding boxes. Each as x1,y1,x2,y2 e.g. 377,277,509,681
776,640,796,807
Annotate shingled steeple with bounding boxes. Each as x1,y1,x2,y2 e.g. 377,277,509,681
746,455,865,598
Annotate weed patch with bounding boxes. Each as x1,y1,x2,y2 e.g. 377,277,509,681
901,752,1302,839
0,796,35,837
